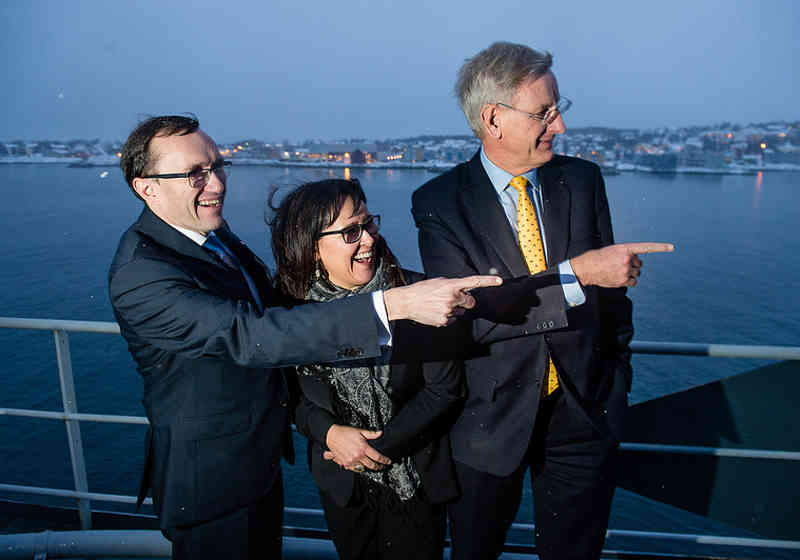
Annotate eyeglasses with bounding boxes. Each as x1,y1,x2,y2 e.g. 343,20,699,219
495,97,572,127
318,215,381,244
141,160,231,189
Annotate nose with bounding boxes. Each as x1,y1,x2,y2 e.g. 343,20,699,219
362,229,377,245
203,170,225,193
548,113,566,134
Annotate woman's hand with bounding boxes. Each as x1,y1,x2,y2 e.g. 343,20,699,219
323,424,392,471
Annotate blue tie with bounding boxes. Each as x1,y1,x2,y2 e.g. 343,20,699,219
204,233,239,269
204,233,264,313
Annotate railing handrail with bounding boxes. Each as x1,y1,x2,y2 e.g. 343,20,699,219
3,316,800,359
0,316,120,334
2,315,799,555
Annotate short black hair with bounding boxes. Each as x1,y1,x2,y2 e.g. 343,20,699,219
120,114,199,200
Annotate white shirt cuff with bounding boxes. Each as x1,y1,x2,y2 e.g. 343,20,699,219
559,260,586,307
372,291,392,347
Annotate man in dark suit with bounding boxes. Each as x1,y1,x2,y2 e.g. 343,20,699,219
412,43,673,560
109,115,500,559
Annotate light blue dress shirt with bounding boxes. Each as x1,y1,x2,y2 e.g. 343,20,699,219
480,149,585,307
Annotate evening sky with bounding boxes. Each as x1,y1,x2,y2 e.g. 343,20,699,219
2,0,798,142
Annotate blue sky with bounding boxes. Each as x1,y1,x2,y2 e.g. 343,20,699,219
2,0,798,142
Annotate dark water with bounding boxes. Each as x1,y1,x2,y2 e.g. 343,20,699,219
1,163,798,555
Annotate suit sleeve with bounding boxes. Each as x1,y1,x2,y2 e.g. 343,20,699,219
412,194,567,347
293,392,338,447
371,359,464,461
109,257,382,369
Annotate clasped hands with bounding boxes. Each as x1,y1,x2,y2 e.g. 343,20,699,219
324,424,391,473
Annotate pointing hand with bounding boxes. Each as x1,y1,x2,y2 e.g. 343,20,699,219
570,242,674,288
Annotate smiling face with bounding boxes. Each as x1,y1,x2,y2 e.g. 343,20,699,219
132,129,225,235
484,71,566,175
317,197,378,290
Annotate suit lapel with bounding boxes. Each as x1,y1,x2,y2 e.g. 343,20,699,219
217,227,275,307
134,209,260,305
539,159,570,265
135,208,218,268
462,155,530,278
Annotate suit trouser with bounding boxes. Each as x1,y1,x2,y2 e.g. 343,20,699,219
166,475,284,560
320,476,446,560
447,389,618,560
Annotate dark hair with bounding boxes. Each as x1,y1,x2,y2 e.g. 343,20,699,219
120,114,199,200
268,178,405,299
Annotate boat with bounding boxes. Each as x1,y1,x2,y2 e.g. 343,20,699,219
0,316,798,559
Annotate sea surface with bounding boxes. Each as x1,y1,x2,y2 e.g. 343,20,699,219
1,163,798,556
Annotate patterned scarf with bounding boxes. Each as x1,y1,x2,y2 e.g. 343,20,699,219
298,258,421,501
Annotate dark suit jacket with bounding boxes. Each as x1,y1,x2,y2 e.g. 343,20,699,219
411,152,633,477
108,207,383,532
292,272,462,508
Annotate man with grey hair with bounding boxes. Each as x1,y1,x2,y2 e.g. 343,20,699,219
412,42,672,559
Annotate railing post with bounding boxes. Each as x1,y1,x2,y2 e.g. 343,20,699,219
53,329,92,530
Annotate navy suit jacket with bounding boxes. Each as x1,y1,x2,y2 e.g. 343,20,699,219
411,152,633,477
109,207,383,531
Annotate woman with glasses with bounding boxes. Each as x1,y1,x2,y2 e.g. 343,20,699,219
269,178,462,560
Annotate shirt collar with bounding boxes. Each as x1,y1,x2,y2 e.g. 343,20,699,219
166,223,209,246
480,147,538,197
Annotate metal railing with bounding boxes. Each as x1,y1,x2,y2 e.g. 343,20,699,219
1,316,799,557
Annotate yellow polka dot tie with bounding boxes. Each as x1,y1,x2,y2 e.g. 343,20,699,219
509,176,559,396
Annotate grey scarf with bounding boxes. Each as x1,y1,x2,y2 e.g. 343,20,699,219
298,258,421,501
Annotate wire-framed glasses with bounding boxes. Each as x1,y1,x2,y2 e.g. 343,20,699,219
495,97,572,127
141,160,231,189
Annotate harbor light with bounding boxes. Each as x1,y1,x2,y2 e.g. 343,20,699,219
760,142,767,150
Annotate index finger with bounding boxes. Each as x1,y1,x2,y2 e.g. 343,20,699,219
364,446,391,465
452,275,503,291
621,242,675,255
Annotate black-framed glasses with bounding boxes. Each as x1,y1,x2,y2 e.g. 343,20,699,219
495,97,572,127
319,215,381,244
141,160,231,189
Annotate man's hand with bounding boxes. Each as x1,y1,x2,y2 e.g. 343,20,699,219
570,242,674,288
323,424,391,471
384,275,503,326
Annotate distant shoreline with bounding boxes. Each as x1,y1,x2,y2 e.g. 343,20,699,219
2,156,798,175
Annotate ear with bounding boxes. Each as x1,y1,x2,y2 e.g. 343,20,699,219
132,177,156,200
480,103,502,140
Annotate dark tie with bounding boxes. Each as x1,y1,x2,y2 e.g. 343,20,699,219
204,233,264,313
204,234,239,269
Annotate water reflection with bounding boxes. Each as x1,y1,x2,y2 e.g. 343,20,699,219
753,171,763,210
344,167,350,181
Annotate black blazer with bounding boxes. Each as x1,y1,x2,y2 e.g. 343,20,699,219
411,152,633,477
293,272,463,508
108,207,384,532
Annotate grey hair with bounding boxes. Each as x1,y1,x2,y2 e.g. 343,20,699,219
455,42,553,138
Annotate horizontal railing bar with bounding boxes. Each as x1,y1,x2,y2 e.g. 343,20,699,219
0,408,149,424
0,317,120,334
0,483,152,506
6,407,797,461
620,443,800,461
2,485,797,554
285,507,325,517
630,340,800,359
2,317,799,360
607,529,800,550
510,523,800,550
